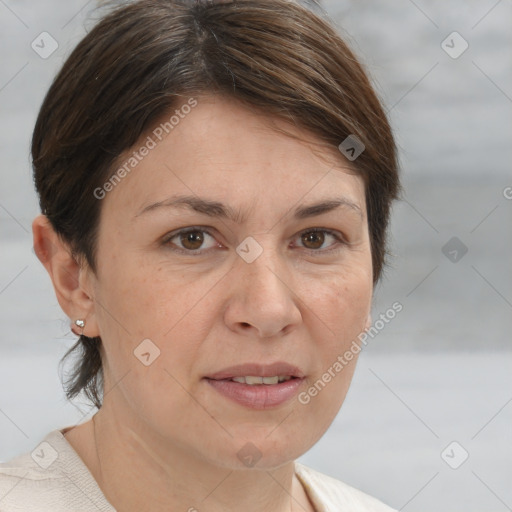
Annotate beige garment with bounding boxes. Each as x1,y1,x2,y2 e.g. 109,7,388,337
0,427,397,511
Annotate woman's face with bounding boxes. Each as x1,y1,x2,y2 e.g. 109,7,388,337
84,95,373,469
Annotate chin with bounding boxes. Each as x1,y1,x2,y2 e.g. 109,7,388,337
200,424,318,472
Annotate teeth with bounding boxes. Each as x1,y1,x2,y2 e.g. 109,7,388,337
230,376,293,385
245,376,263,385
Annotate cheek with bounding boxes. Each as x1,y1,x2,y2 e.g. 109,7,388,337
94,254,215,382
300,266,371,414
96,255,185,337
312,266,372,348
94,262,208,431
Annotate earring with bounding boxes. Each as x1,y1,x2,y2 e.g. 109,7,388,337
72,318,86,336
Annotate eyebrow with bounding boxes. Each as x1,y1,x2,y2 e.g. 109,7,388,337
134,195,363,222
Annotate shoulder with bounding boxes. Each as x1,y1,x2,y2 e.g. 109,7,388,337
295,462,398,512
0,456,70,511
0,429,115,512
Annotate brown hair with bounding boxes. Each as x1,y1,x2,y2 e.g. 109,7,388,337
32,0,400,409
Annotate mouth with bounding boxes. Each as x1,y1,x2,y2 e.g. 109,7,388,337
227,375,294,385
205,362,305,381
204,363,305,409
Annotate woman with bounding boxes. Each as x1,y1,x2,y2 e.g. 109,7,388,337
0,0,400,510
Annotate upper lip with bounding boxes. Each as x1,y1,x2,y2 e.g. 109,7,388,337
206,362,305,380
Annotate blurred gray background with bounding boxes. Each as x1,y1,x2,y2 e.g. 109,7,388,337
1,0,511,510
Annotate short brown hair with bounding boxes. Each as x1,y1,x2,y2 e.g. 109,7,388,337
32,0,400,409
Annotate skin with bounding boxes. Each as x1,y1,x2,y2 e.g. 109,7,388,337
33,95,373,512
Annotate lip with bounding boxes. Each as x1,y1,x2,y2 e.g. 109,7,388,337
205,362,305,380
204,362,305,410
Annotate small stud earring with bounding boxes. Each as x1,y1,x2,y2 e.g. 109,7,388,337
72,319,86,336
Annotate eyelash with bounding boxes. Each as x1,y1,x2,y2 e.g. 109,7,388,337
162,226,347,256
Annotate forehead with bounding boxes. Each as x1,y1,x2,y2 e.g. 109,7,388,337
100,95,366,221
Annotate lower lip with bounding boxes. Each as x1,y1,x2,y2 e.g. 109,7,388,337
205,378,304,409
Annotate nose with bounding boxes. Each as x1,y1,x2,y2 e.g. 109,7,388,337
223,241,302,339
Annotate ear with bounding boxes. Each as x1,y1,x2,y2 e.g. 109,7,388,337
32,214,100,338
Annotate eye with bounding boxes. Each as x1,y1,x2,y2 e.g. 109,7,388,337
294,228,346,254
162,226,346,256
163,227,219,254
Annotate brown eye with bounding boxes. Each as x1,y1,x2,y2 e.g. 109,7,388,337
295,229,345,254
301,231,325,250
164,228,218,254
179,230,204,250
